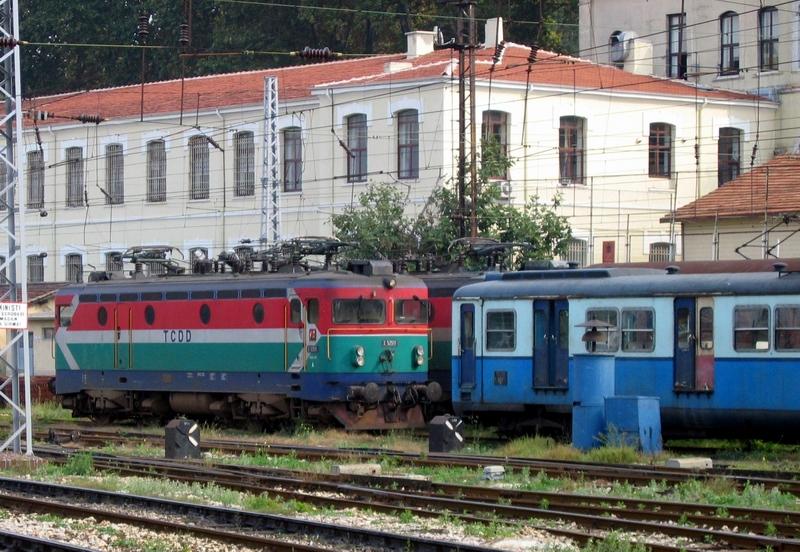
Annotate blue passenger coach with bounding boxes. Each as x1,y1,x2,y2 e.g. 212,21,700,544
451,267,800,437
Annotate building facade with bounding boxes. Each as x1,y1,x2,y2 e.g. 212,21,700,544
13,18,776,281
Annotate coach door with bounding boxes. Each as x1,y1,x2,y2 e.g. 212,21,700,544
533,300,569,388
113,305,132,369
674,297,715,391
458,303,477,389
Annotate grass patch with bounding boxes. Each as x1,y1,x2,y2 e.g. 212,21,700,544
39,452,94,477
581,532,649,552
0,401,76,424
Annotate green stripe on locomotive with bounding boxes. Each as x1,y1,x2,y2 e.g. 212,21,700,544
57,333,427,374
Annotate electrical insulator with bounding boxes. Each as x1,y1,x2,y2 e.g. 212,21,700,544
138,14,151,42
76,114,104,124
30,110,52,121
0,37,19,49
295,46,338,61
527,45,539,65
492,41,505,64
179,23,190,48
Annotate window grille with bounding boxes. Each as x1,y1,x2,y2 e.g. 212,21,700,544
27,255,43,283
482,110,509,179
648,123,673,177
105,251,123,272
346,114,367,182
66,253,83,283
234,131,255,196
667,13,687,78
27,150,44,209
649,242,672,262
562,238,588,267
719,12,739,75
65,146,83,207
759,7,778,71
146,140,166,202
397,110,419,179
559,116,586,184
718,127,741,186
282,127,302,191
189,136,209,200
105,143,124,204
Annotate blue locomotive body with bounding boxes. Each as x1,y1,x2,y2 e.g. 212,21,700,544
451,268,800,437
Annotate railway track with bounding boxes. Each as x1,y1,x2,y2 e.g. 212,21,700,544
33,446,800,551
0,528,95,551
41,425,800,495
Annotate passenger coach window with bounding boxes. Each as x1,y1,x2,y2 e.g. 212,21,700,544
734,306,769,351
333,299,385,324
395,299,430,324
585,308,619,352
699,307,714,350
621,309,654,352
775,306,800,351
486,310,515,351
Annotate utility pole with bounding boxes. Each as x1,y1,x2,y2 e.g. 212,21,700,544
0,0,32,455
260,76,279,246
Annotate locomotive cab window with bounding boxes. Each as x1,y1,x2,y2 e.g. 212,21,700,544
486,310,515,351
734,305,769,351
585,308,619,352
290,298,302,324
58,304,76,328
775,306,800,351
333,299,385,324
395,299,430,324
621,309,654,352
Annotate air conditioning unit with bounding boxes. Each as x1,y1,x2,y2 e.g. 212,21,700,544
498,180,511,200
610,30,638,64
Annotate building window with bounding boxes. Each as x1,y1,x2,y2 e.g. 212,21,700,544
27,255,43,283
734,305,770,351
482,110,509,179
719,12,739,75
667,13,687,79
147,140,166,202
27,150,44,209
621,309,655,352
105,143,124,205
559,116,585,184
283,127,302,192
234,131,255,197
66,253,83,283
346,114,367,183
105,251,123,272
649,123,673,178
189,136,209,200
65,146,83,207
649,241,672,262
718,127,742,186
397,109,419,179
562,238,588,267
759,7,778,71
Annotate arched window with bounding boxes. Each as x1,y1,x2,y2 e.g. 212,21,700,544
397,109,419,179
146,140,166,202
719,12,739,75
346,114,367,182
282,127,302,192
189,135,210,200
234,131,255,196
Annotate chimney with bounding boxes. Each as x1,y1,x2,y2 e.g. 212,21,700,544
405,30,436,59
484,17,503,48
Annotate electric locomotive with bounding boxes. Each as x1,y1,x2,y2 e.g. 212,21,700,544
55,243,440,429
452,263,800,439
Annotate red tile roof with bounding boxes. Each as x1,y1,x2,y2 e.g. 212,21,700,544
26,43,761,126
0,282,67,304
670,155,800,222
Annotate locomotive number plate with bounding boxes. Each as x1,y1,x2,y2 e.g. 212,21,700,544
382,339,398,347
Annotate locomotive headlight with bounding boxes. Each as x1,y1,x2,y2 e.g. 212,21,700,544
353,345,366,367
414,344,425,366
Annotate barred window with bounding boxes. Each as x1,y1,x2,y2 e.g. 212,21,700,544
719,12,739,75
27,150,44,209
649,242,672,262
234,131,255,197
105,143,124,204
584,308,619,353
346,114,367,183
718,127,741,186
283,127,302,192
66,253,83,283
189,136,209,200
65,146,83,207
559,116,586,185
621,309,655,352
734,305,770,351
486,310,516,351
27,255,44,283
649,123,673,177
147,140,166,202
759,7,778,71
562,238,588,267
397,110,419,179
105,251,123,272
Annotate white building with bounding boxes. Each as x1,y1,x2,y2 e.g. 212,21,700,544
16,18,775,281
579,0,800,153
